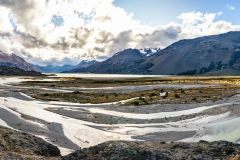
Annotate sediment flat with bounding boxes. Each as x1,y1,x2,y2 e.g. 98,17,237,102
1,75,240,155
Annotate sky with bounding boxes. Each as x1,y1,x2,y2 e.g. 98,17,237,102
114,0,240,25
0,0,239,66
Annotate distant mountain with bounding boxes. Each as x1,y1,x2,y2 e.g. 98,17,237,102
35,61,97,73
66,60,97,73
0,51,38,72
66,49,157,74
37,60,97,73
75,60,97,68
35,64,76,73
65,31,240,75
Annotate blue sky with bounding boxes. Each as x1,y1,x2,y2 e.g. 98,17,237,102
114,0,239,25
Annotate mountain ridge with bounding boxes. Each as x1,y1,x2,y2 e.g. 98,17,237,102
0,51,38,72
65,31,240,75
146,31,240,75
36,60,97,73
0,51,42,75
66,48,157,74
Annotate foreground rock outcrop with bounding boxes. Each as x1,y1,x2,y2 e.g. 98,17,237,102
1,126,240,160
64,141,240,160
0,126,60,159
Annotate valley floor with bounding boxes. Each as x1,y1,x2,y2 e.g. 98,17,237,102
1,74,240,159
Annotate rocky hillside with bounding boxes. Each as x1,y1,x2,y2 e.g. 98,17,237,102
0,66,42,76
0,50,43,76
0,50,38,72
0,126,60,159
64,141,240,160
69,49,154,74
146,31,240,75
67,31,240,75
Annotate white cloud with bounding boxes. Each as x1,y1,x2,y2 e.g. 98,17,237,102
227,4,235,10
177,12,239,38
0,1,239,65
0,7,13,33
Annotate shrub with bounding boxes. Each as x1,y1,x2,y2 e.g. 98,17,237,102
175,94,180,98
132,101,139,106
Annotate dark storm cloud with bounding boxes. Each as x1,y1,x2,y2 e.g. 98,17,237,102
70,27,92,48
0,0,37,27
137,25,182,48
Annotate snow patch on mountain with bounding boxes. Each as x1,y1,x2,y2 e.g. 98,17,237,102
139,48,161,57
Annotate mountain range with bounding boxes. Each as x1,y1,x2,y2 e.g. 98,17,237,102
36,48,157,74
65,48,160,74
2,31,240,75
36,60,97,73
65,31,240,75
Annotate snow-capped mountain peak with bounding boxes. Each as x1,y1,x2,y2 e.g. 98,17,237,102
139,48,161,57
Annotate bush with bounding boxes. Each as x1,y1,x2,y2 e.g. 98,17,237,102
132,101,139,106
192,97,197,101
149,92,158,97
175,94,180,98
180,89,185,93
43,93,49,96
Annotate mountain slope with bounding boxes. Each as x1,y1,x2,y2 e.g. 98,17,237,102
147,31,240,75
0,66,42,76
68,49,155,74
67,31,240,75
0,51,38,72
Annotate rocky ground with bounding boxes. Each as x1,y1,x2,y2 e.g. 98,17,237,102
64,141,240,160
1,126,240,160
0,126,61,160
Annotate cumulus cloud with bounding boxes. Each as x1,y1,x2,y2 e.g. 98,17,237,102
227,4,235,10
0,0,239,65
177,12,239,37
